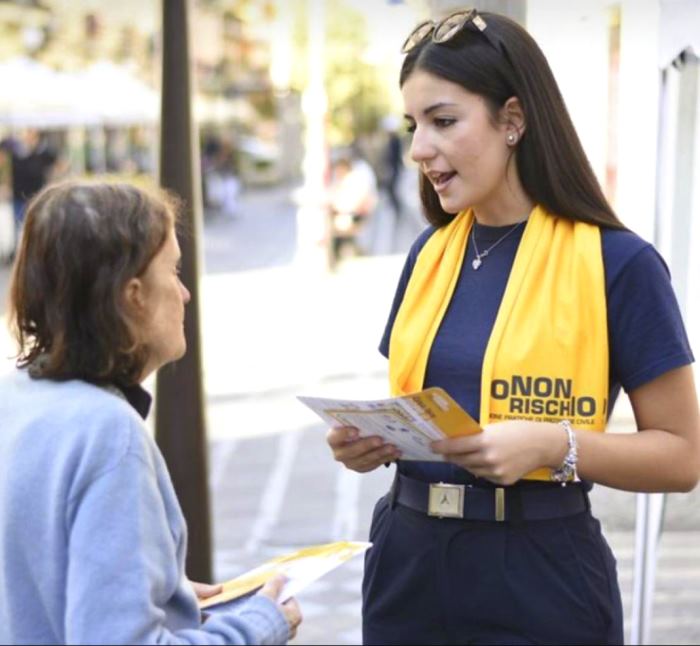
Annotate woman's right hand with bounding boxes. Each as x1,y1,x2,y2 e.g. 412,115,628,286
257,576,302,641
326,426,401,473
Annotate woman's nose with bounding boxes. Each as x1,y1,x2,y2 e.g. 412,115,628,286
410,128,436,163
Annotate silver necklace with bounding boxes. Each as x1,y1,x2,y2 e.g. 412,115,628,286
471,220,525,270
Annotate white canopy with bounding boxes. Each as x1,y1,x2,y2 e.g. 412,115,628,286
0,57,158,128
0,57,94,127
659,0,700,68
0,56,255,130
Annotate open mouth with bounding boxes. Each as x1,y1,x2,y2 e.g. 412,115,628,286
431,171,457,191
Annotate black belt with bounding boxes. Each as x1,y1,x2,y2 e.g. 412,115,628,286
392,473,589,522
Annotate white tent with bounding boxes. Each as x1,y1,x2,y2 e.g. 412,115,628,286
631,2,700,644
0,56,254,129
0,57,97,127
0,57,157,128
658,0,700,69
74,61,159,126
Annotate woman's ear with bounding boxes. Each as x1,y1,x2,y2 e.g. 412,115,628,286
122,277,146,316
502,96,526,139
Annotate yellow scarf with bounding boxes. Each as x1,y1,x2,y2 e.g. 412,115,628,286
388,205,609,480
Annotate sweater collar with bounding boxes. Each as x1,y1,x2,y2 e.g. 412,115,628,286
115,383,152,420
25,355,152,420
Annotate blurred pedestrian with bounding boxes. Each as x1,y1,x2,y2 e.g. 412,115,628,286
326,10,699,645
380,116,405,226
202,135,242,218
0,129,56,258
200,133,221,211
216,140,242,218
327,151,378,267
0,181,302,645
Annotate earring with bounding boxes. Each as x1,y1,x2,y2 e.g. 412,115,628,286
507,132,518,145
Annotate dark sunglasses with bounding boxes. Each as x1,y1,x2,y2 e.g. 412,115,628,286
400,9,501,55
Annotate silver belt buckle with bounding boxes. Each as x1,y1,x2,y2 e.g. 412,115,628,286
428,482,465,519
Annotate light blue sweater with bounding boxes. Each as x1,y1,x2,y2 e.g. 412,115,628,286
0,369,290,645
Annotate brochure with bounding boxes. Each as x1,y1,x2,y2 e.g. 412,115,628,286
199,541,371,609
298,386,482,461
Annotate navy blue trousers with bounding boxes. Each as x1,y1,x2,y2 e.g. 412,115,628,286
362,494,624,645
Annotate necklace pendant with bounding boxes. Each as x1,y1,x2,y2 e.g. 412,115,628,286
472,257,482,270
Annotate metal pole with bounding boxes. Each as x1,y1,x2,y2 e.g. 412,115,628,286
630,64,671,646
156,0,212,583
631,493,665,644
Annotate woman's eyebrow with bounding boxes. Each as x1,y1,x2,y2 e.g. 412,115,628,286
423,102,458,115
404,102,459,120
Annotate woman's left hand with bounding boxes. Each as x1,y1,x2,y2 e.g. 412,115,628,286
430,421,567,485
190,580,223,601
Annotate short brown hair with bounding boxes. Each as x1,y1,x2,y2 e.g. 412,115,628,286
9,181,180,385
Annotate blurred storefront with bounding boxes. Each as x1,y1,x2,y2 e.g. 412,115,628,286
2,0,697,313
0,0,304,195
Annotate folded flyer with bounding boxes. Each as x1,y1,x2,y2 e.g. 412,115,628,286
200,541,371,609
298,386,482,461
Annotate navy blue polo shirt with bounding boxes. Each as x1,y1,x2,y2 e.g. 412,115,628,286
379,220,694,484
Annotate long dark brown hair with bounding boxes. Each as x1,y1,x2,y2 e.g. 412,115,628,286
400,12,624,230
9,181,179,385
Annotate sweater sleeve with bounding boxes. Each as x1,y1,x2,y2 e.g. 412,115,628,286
64,447,289,645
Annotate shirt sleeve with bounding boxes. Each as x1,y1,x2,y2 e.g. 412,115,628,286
64,439,289,645
608,245,694,393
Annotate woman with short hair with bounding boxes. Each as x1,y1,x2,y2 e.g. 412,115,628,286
0,181,301,645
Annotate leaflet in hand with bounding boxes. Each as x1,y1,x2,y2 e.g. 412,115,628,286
298,387,482,462
199,541,371,609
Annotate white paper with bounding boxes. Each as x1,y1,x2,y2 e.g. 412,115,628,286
297,393,448,461
200,541,371,609
276,542,370,600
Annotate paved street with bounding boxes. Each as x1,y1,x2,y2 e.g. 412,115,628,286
1,176,699,644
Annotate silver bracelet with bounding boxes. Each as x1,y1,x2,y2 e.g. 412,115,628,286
550,420,578,484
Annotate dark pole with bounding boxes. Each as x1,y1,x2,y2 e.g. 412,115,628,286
156,0,212,583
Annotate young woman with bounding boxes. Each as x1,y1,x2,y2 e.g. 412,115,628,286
326,10,699,645
0,182,301,644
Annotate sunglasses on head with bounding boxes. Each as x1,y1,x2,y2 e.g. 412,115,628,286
401,9,501,55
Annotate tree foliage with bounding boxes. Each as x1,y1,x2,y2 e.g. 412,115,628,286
289,0,395,146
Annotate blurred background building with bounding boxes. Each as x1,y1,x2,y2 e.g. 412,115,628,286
0,0,416,192
1,0,697,285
